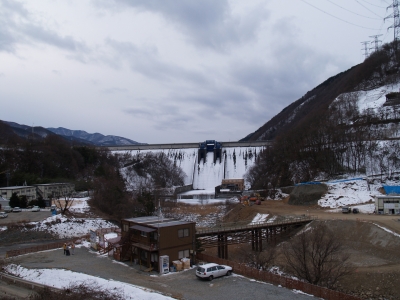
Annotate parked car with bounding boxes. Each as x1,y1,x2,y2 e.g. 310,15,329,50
12,207,22,212
352,208,360,214
196,263,232,281
342,207,351,214
31,206,40,212
0,212,8,218
3,206,12,213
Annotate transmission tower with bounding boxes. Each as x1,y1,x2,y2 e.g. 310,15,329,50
361,41,370,59
369,34,383,53
385,0,400,48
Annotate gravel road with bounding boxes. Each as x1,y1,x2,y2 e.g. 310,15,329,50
9,246,314,300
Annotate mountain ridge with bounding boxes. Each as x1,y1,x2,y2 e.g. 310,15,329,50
1,121,141,146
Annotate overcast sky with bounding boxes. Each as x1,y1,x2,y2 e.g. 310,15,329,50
0,0,393,143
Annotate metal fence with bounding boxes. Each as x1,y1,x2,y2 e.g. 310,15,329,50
197,253,360,300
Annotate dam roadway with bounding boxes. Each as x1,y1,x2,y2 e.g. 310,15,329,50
106,140,271,151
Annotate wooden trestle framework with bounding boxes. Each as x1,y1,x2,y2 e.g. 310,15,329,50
196,216,315,259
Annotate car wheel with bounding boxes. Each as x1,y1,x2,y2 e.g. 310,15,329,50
226,270,232,276
208,275,213,281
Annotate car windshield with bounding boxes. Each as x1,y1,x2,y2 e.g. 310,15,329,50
197,267,205,272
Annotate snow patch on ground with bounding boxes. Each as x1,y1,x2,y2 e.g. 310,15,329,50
5,264,173,300
24,215,115,239
69,197,90,213
250,213,269,224
373,223,400,238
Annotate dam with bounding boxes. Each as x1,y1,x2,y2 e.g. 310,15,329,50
110,141,270,199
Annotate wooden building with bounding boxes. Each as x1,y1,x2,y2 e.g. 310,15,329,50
120,216,196,271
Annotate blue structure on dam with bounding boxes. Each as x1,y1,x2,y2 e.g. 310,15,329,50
198,140,222,164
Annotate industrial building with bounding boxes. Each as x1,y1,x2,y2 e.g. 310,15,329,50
375,195,400,214
0,186,37,201
33,183,75,199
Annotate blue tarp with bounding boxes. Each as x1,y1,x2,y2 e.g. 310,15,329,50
383,186,400,195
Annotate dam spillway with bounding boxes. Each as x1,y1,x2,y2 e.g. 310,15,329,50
112,141,270,194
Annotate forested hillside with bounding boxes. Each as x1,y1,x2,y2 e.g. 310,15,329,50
246,42,400,189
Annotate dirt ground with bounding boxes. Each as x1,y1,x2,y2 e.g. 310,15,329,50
2,199,400,299
220,199,400,300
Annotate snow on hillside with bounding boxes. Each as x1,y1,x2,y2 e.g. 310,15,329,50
318,177,400,212
318,178,381,209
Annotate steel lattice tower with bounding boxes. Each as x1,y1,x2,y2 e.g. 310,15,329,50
369,34,383,53
361,41,370,59
385,0,400,48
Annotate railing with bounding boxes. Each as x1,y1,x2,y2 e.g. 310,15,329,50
197,253,360,300
196,215,316,235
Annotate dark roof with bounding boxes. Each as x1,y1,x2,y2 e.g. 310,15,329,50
124,216,195,228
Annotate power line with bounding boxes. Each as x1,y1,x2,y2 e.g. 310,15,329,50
358,0,387,8
325,0,381,19
300,0,384,30
355,0,386,18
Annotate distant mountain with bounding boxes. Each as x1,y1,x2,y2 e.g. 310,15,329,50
1,121,141,146
3,121,56,140
47,127,140,146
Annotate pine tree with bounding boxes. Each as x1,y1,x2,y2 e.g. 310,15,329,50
9,193,20,208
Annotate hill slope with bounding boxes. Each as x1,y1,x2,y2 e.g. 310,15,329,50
243,42,400,142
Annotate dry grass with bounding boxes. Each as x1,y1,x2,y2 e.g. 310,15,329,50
164,202,223,217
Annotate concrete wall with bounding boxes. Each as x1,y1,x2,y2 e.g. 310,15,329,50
106,141,271,151
174,185,193,196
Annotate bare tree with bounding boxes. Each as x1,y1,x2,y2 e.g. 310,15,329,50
282,222,353,289
236,244,276,271
32,282,124,300
54,192,75,215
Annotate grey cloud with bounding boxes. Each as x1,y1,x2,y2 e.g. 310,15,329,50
0,0,86,53
105,38,210,85
102,87,128,94
99,0,269,51
124,101,192,131
23,25,86,52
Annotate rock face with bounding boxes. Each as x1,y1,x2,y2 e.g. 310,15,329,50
288,184,328,205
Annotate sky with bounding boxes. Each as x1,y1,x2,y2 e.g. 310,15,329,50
0,0,394,143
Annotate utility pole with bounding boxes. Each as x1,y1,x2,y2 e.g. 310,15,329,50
385,0,400,49
361,41,370,59
369,34,383,53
